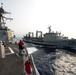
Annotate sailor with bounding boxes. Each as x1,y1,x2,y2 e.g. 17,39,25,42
18,40,24,55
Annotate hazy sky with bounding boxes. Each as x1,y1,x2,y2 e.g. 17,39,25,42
1,0,76,38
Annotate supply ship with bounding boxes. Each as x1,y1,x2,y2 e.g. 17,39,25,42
23,26,76,49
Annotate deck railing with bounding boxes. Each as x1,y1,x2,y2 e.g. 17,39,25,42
22,45,40,75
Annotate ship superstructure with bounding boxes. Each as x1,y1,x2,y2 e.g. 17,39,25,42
0,3,14,43
43,26,69,45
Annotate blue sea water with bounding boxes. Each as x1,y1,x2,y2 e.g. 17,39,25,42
24,42,76,75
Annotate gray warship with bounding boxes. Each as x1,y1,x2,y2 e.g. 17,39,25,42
0,3,14,44
0,3,40,75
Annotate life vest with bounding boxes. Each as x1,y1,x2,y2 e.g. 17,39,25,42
25,59,32,74
19,40,23,45
18,40,24,49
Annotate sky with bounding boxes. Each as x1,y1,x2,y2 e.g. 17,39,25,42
0,0,76,38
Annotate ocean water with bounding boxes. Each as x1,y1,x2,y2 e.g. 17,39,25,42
24,42,76,75
15,37,23,43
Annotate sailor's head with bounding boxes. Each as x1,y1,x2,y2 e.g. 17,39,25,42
20,39,21,41
20,39,23,42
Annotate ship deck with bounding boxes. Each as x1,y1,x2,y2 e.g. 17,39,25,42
0,42,76,75
0,43,23,75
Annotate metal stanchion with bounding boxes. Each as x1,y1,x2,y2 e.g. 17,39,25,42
22,49,27,75
0,41,5,59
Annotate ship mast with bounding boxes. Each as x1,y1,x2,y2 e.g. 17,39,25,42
48,26,51,33
0,3,13,29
